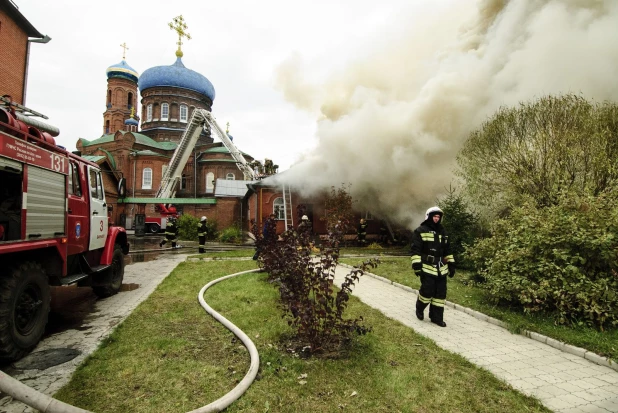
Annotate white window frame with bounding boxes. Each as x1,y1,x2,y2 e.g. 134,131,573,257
142,167,152,189
180,105,188,123
161,103,169,121
146,104,153,122
205,172,214,193
226,173,235,180
273,197,284,220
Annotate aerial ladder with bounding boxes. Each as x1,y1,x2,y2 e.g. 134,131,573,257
157,109,255,200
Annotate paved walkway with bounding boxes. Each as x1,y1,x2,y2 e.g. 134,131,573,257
0,253,188,413
333,265,618,413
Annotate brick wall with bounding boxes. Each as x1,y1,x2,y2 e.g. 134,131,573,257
0,9,28,104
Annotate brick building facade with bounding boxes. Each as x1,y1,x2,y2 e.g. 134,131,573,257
0,0,48,105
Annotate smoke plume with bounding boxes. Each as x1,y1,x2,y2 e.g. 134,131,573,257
273,0,618,228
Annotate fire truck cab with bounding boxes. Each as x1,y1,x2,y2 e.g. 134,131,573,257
0,100,130,362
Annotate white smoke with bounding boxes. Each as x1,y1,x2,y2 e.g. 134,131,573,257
272,0,618,228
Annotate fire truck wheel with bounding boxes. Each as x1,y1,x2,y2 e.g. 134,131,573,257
0,262,50,362
147,223,161,234
93,245,124,298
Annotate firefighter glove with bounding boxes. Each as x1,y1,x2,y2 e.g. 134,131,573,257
412,262,422,277
449,265,456,278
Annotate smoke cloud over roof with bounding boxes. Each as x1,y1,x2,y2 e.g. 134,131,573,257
273,0,618,228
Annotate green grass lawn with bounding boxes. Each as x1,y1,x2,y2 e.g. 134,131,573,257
54,260,548,413
341,257,618,363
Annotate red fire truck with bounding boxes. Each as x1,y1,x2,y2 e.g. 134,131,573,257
0,98,130,362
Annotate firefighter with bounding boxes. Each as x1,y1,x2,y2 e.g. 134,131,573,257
159,216,179,248
298,215,311,233
410,206,455,327
357,218,368,246
198,216,208,253
379,220,389,244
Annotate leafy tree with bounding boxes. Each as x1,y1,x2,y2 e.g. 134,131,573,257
457,94,618,216
321,184,355,236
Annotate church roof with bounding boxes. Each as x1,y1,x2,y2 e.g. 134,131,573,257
80,131,177,151
138,57,215,101
202,146,251,157
106,60,139,82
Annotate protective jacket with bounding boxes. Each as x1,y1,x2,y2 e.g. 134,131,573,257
410,220,454,277
198,221,208,238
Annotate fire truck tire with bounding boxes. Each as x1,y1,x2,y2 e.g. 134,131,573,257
0,262,50,362
93,245,124,298
147,223,161,234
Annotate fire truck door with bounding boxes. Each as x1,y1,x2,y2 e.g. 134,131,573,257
87,166,108,250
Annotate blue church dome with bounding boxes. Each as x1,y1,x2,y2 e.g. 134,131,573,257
125,118,139,126
138,57,215,101
106,60,139,82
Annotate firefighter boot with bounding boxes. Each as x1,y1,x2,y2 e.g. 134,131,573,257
159,240,164,248
415,300,425,321
172,242,177,249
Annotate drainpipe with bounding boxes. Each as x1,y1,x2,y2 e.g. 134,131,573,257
194,150,197,198
24,35,51,105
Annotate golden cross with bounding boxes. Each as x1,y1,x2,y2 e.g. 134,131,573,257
130,107,135,118
168,16,191,57
226,122,230,134
120,42,129,60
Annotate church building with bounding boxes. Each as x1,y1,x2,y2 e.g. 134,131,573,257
76,17,258,233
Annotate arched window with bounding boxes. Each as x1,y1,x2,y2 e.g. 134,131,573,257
146,104,153,122
273,197,284,219
205,172,214,193
142,168,152,189
106,90,112,107
226,173,235,180
127,92,133,109
161,103,169,121
180,105,188,122
180,174,187,190
105,120,110,134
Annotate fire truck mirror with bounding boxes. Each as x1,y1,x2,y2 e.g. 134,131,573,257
117,178,126,198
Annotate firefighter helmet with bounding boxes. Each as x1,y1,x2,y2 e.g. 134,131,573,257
302,215,308,221
424,206,444,221
201,216,207,221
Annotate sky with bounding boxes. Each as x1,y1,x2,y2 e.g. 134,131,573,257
15,0,618,227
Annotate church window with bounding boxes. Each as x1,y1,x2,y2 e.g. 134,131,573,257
146,104,153,122
105,120,110,134
128,92,134,109
180,105,188,122
106,90,112,107
273,198,284,219
180,174,187,190
205,172,214,193
142,168,152,189
226,173,235,180
161,103,169,121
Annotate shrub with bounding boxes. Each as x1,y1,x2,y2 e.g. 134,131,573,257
253,204,378,354
467,190,618,329
176,214,199,241
218,225,242,244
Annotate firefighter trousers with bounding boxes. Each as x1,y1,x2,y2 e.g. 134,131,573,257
161,234,177,248
198,235,206,253
416,273,447,323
